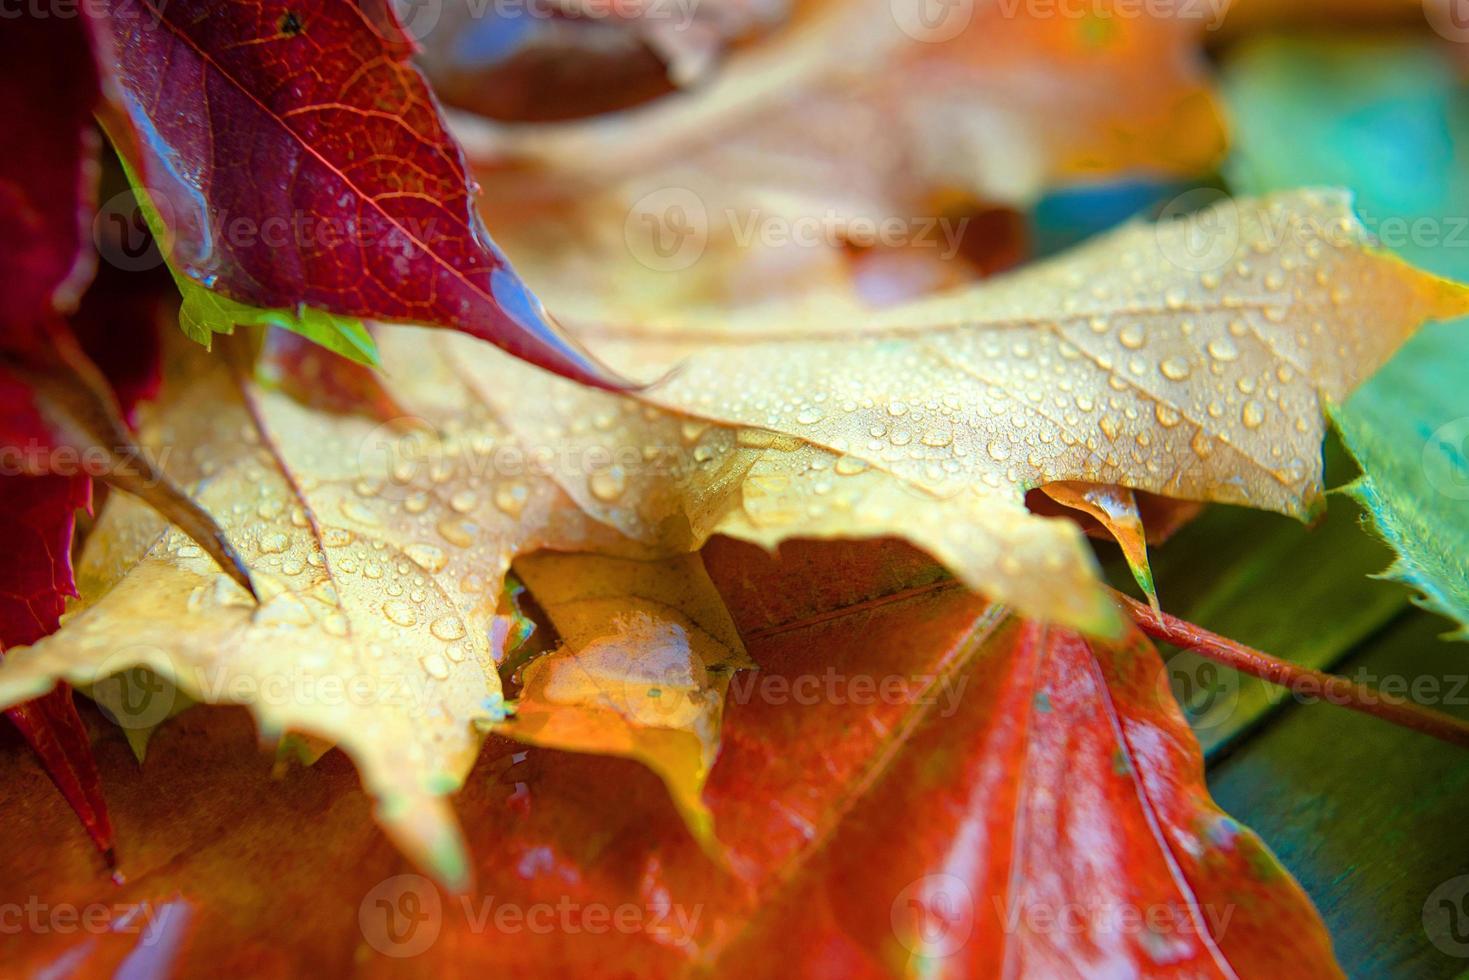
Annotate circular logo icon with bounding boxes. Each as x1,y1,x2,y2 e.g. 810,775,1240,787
624,187,709,272
388,0,443,41
360,874,443,958
90,647,178,731
1154,188,1241,275
1422,417,1469,501
890,873,974,959
891,0,974,42
1162,648,1240,734
1424,0,1469,43
93,187,172,273
1423,874,1469,957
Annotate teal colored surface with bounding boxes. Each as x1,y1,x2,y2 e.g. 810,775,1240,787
1224,35,1469,635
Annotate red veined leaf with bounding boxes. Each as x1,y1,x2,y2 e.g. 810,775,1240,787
698,537,1342,978
0,16,114,858
0,475,113,858
0,16,98,336
88,0,626,389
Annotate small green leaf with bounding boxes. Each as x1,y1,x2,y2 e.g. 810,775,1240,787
1333,330,1469,637
113,146,379,366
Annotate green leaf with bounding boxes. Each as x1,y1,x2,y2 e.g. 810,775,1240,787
1223,36,1469,634
1333,328,1469,637
113,146,379,366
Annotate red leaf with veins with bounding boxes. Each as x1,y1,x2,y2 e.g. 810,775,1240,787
0,16,98,339
91,0,625,388
699,537,1341,978
0,16,114,859
0,475,113,857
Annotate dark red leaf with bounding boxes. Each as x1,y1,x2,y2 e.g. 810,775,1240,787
0,18,117,859
91,0,626,389
0,16,99,338
0,475,114,857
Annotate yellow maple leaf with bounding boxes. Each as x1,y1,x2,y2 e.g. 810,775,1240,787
443,190,1469,632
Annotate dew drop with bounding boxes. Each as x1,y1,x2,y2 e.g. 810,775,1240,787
258,532,289,554
495,482,528,517
795,406,824,425
1241,400,1265,429
383,600,418,627
321,526,353,548
430,614,466,641
1159,356,1192,381
438,518,478,548
420,652,450,681
588,467,627,503
405,543,447,573
1206,337,1239,362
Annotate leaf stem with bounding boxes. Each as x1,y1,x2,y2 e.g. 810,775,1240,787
1111,589,1469,749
